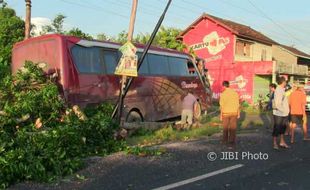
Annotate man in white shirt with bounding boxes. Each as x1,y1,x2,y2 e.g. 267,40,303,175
272,77,290,149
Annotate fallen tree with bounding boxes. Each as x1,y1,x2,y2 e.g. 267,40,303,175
0,61,125,188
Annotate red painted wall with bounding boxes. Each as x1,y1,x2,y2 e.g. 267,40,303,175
182,18,236,98
182,17,273,103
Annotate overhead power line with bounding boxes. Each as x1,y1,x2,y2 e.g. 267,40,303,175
179,0,310,51
246,0,310,49
180,0,302,43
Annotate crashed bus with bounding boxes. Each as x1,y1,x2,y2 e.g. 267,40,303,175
12,34,211,122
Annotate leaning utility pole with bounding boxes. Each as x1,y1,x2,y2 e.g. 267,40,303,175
112,0,173,120
25,0,31,39
117,0,138,125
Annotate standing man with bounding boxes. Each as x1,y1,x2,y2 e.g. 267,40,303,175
267,83,277,110
176,90,197,128
289,84,309,143
272,77,290,149
266,83,277,129
220,81,240,149
285,83,297,136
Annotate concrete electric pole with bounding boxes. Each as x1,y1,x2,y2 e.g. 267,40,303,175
117,0,138,125
25,0,31,40
127,0,138,42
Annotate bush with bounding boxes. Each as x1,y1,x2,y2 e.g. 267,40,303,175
241,101,250,108
0,62,125,188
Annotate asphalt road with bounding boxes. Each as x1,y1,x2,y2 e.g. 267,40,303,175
11,124,310,190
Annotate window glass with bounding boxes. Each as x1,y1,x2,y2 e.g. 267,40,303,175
148,54,170,75
235,40,252,57
236,41,244,56
245,43,251,56
261,49,267,61
137,53,149,75
103,50,118,74
168,57,190,76
71,45,105,74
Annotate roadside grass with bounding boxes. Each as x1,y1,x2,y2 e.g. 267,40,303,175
127,122,221,146
126,106,269,147
124,146,167,157
241,106,269,115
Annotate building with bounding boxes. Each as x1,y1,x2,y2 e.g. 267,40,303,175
272,44,310,84
178,13,309,104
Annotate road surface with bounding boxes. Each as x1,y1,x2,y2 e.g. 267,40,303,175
11,126,310,190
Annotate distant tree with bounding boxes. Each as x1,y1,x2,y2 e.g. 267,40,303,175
133,26,186,51
134,33,150,44
113,30,128,44
96,33,109,41
66,27,93,40
0,6,24,63
0,0,7,8
154,26,185,51
41,25,54,35
52,14,66,33
41,14,66,34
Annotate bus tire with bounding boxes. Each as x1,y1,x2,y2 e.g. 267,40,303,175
126,110,144,123
194,102,202,120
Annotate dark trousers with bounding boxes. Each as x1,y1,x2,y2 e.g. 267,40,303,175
272,115,288,137
222,115,238,145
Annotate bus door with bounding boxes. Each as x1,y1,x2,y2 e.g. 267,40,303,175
191,58,212,95
188,58,212,110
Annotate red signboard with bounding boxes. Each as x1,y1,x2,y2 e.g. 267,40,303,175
182,17,273,103
183,18,235,66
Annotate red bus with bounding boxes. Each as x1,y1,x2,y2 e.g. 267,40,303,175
12,34,211,122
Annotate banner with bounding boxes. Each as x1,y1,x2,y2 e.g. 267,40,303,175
115,41,138,77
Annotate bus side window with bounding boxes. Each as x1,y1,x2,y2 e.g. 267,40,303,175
71,46,105,74
148,54,170,75
103,50,118,74
137,53,150,75
168,57,189,76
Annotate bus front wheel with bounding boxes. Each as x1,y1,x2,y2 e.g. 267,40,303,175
126,110,143,123
194,102,202,120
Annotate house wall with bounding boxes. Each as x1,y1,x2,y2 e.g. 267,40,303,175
181,17,273,103
272,45,308,82
182,17,235,66
235,40,273,62
272,45,297,64
182,17,235,99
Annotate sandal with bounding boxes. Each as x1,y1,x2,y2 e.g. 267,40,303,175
273,145,279,150
279,144,290,149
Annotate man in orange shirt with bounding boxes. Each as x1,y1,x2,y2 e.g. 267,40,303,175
289,84,309,143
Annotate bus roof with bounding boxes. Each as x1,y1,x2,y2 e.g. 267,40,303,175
14,34,190,59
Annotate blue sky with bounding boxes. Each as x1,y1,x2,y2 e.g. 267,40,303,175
7,0,310,53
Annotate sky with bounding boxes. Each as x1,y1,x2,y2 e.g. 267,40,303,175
6,0,310,54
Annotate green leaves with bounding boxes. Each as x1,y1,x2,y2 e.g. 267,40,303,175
40,14,93,40
66,27,93,40
0,61,64,130
0,7,24,63
0,61,125,188
41,14,66,35
133,26,186,51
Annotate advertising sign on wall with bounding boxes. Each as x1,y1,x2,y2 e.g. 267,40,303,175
182,17,274,103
